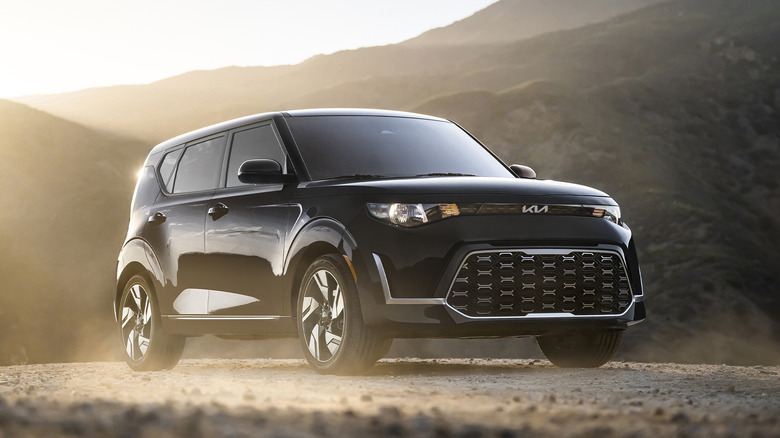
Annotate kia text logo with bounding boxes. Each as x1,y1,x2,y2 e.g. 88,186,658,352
522,205,549,214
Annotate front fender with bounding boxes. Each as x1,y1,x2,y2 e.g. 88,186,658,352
283,217,359,315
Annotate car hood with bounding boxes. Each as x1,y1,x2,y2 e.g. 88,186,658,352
297,176,615,205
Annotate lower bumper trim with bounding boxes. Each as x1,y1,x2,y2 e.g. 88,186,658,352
373,253,445,305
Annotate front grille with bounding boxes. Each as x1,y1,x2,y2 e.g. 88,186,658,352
446,250,632,317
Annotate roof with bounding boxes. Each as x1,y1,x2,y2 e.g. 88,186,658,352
147,108,446,157
282,108,444,120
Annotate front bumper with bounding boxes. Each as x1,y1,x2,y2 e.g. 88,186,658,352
348,213,645,337
365,246,644,337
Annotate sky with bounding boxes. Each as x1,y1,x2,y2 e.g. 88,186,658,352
0,0,496,98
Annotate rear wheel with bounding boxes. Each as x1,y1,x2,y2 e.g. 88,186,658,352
297,254,385,374
118,275,184,371
537,330,623,368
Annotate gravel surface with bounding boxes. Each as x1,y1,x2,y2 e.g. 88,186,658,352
0,359,778,437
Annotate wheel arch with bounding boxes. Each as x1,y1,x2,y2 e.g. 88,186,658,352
115,238,165,321
284,218,358,318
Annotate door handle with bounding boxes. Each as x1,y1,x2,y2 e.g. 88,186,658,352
147,211,166,225
208,202,229,219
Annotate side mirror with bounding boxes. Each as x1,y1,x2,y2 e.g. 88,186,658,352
509,164,537,179
237,159,296,184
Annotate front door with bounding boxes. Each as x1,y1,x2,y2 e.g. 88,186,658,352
203,122,291,316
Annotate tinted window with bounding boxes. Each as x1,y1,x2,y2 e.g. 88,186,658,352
159,148,183,192
226,124,286,187
286,116,513,180
172,136,226,193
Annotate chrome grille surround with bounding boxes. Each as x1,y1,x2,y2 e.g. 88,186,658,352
445,249,634,319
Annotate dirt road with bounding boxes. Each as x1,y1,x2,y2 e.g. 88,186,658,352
0,359,778,437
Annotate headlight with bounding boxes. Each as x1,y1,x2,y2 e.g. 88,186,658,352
367,203,464,228
368,203,429,227
367,202,622,227
589,205,621,225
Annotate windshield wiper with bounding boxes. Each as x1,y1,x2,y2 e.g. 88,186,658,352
416,172,475,177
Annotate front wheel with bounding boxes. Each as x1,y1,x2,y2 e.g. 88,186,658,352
118,275,184,371
537,330,623,368
297,254,386,374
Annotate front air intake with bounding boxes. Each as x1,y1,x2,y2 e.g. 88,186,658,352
446,250,632,318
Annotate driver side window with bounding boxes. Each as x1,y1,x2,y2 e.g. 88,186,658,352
226,124,287,187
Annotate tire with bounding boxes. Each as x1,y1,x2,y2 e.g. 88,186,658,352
537,330,623,368
372,338,393,363
296,254,385,374
118,275,184,371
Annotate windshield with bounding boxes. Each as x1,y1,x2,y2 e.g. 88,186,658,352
285,115,514,180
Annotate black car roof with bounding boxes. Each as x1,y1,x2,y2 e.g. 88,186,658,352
282,108,445,120
147,108,446,157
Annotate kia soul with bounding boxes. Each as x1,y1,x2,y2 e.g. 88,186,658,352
115,109,645,374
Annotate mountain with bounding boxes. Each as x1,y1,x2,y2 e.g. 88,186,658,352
0,99,146,364
14,0,667,144
402,0,666,47
6,0,780,365
412,0,780,364
15,48,467,143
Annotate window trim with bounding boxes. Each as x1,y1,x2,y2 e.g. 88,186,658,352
156,145,184,196
218,120,290,191
155,119,299,197
154,144,184,193
156,133,228,196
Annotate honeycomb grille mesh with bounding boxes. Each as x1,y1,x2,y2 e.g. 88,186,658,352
446,250,632,317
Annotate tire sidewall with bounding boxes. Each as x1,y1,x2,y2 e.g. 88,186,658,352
118,274,164,371
296,255,359,372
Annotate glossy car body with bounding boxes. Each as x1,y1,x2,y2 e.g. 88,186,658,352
115,109,645,372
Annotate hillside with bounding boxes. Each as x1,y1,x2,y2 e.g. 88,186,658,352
413,0,780,363
16,46,479,143
15,0,667,144
293,0,780,364
403,0,665,46
5,0,780,365
0,99,146,364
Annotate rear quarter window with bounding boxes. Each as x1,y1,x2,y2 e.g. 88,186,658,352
158,148,183,192
172,136,227,193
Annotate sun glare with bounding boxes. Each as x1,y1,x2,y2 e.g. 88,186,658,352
0,0,496,99
0,70,45,99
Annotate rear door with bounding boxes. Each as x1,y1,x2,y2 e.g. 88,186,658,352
144,135,227,316
203,121,292,316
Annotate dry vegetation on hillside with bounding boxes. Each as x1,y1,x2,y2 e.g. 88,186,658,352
0,100,144,364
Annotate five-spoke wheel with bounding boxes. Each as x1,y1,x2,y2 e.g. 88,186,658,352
118,275,184,371
297,254,391,374
120,282,153,361
300,269,346,362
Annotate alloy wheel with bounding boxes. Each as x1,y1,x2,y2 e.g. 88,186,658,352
120,283,153,361
300,269,345,362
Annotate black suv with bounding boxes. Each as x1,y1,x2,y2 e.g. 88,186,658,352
115,109,645,374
